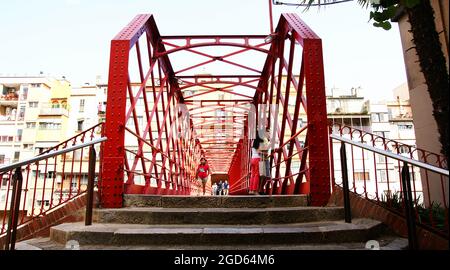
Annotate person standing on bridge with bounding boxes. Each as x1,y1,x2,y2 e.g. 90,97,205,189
196,157,211,195
249,133,264,195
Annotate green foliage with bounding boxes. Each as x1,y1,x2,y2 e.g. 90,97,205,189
403,0,421,8
416,202,448,231
297,0,422,30
369,3,399,30
378,191,448,233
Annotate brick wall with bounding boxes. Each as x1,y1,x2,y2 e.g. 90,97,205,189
329,186,448,250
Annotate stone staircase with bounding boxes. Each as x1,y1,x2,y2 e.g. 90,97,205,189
17,195,407,250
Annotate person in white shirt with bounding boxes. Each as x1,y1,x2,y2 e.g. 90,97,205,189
258,128,271,195
249,133,264,195
212,183,217,196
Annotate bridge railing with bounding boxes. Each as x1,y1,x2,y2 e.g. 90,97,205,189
0,124,106,249
330,123,449,244
101,14,203,206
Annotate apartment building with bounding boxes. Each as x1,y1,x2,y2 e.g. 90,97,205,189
0,76,106,213
329,84,423,202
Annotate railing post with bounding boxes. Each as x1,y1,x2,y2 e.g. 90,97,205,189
4,167,23,250
401,162,418,250
85,146,96,226
339,142,352,223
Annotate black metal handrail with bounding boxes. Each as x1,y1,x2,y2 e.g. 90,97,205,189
2,137,107,250
0,138,107,173
331,134,448,176
332,134,449,250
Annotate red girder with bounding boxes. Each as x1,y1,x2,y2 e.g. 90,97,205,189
101,13,330,207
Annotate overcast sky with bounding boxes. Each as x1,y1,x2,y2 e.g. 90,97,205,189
0,0,407,101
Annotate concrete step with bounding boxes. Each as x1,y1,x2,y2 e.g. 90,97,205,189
48,218,386,246
93,206,344,225
123,195,308,208
17,235,408,250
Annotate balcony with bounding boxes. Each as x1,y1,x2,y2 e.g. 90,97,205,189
0,113,16,121
39,107,69,116
0,92,19,106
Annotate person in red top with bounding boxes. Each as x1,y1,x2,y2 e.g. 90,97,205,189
196,157,211,195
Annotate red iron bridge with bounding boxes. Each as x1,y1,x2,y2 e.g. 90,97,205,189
0,14,448,250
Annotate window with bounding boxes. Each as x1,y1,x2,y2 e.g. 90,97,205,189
18,106,25,120
51,102,60,108
397,122,413,130
23,144,34,150
377,154,387,163
398,124,413,130
79,99,85,112
13,152,19,162
21,86,28,100
0,136,14,142
377,170,388,182
36,200,50,207
0,155,5,164
26,122,36,129
16,129,22,142
353,172,369,181
372,113,387,122
1,177,7,186
71,178,78,188
387,108,393,119
398,145,410,154
28,102,38,108
39,122,61,130
77,120,84,131
77,174,89,185
372,113,379,122
48,171,55,178
31,83,41,88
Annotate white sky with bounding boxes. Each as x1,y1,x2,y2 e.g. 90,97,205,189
0,0,407,101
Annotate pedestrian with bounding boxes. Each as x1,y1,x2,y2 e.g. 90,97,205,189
212,182,217,196
196,157,211,195
223,180,229,195
217,180,223,196
249,132,264,195
258,128,271,195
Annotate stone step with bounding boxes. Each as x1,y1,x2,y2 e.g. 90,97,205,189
17,235,408,250
123,194,308,208
93,206,344,225
49,218,385,246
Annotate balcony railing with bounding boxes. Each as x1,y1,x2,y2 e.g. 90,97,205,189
0,93,19,102
39,107,69,116
0,114,16,121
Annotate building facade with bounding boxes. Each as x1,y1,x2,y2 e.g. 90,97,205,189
0,76,106,214
329,84,423,203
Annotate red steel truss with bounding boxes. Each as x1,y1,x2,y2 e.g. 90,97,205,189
101,13,330,207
